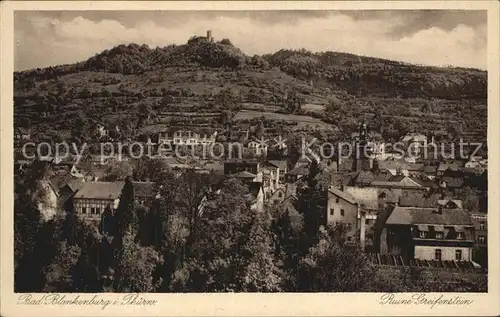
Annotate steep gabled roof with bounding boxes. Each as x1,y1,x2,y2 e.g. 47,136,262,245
17,127,31,134
386,207,472,226
437,199,463,209
371,176,423,188
286,165,309,176
378,188,402,203
267,160,288,171
328,187,357,205
423,165,438,173
344,186,378,210
441,176,465,188
234,171,257,179
65,179,85,192
74,181,124,200
438,162,460,172
398,190,442,208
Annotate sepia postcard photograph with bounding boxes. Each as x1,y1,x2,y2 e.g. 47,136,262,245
1,1,499,316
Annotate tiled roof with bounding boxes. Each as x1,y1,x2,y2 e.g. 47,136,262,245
352,171,376,185
235,171,257,179
287,165,309,176
344,186,378,210
74,181,124,200
398,191,442,208
441,176,465,188
328,187,357,205
378,188,402,203
386,207,472,226
438,163,460,172
371,176,423,188
330,172,354,187
267,160,288,171
66,179,85,192
376,160,409,171
411,177,438,188
437,199,463,209
17,127,31,134
423,165,438,173
406,163,424,171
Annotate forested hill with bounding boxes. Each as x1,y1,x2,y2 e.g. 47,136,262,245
13,35,488,145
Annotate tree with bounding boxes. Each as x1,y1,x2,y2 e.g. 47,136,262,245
42,242,82,292
70,251,103,292
133,157,172,182
112,230,163,292
447,123,463,141
103,161,133,181
296,160,328,247
220,38,233,46
271,205,304,289
297,225,376,291
239,213,285,292
115,177,137,241
167,179,253,292
284,91,305,114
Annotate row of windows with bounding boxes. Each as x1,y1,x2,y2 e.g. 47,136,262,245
81,207,102,215
330,208,345,216
76,199,112,208
434,249,463,261
477,235,486,244
419,231,464,239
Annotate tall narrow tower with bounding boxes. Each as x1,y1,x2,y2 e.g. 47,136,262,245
353,120,372,172
207,30,213,42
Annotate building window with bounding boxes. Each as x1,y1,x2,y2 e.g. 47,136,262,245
81,207,87,214
95,207,101,215
435,232,443,239
330,208,334,216
479,222,485,230
435,249,442,261
478,236,486,244
340,209,345,216
91,207,96,214
420,231,427,238
336,197,340,203
455,250,462,261
365,219,370,225
457,232,464,240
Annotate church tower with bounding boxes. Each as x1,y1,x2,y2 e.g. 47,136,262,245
353,120,373,172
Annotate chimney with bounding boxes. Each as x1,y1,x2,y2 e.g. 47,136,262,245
436,206,443,214
359,205,366,251
336,154,342,172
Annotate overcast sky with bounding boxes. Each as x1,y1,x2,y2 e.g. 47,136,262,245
14,10,487,71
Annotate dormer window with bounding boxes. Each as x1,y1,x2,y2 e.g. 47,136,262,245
457,232,464,240
417,224,428,238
